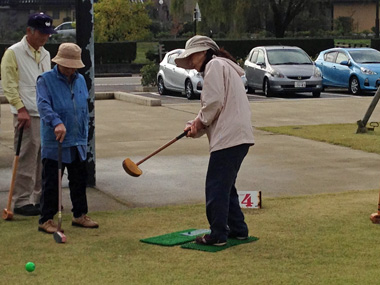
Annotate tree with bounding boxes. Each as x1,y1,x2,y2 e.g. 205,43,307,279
170,0,251,38
169,0,328,39
334,16,354,36
94,0,152,42
268,0,308,38
199,0,251,38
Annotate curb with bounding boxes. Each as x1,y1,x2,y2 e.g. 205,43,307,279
134,86,157,92
1,91,161,107
96,91,161,106
95,73,132,78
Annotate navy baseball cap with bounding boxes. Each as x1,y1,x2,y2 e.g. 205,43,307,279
27,13,57,34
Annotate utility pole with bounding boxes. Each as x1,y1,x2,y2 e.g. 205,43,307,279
76,0,96,186
376,0,379,38
193,2,201,35
193,8,197,35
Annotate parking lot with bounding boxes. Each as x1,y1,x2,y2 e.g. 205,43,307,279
0,75,373,104
90,75,374,104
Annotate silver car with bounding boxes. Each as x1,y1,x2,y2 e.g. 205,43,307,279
244,46,323,97
54,22,76,38
157,49,203,100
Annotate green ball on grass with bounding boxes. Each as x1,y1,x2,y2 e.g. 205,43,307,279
25,262,35,272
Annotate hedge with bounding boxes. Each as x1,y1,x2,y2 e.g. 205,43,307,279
0,42,137,65
160,38,335,60
371,39,380,51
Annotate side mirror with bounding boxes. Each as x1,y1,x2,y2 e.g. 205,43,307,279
257,62,266,68
340,60,351,66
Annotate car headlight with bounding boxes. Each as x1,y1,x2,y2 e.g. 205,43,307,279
314,67,322,78
360,67,377,75
270,69,285,78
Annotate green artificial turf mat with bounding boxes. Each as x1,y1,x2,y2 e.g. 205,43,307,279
181,236,259,252
140,229,210,246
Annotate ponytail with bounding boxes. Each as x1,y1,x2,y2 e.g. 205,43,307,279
216,48,237,63
200,47,237,72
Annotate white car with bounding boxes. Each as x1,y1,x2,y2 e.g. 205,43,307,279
157,49,203,100
54,22,76,38
157,48,247,99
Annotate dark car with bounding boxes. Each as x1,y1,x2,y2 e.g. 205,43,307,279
244,46,323,97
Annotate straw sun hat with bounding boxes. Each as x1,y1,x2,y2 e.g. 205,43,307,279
52,43,85,69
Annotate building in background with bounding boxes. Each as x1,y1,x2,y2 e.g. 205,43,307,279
0,0,75,41
332,0,378,32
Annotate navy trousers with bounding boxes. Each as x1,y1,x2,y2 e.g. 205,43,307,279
205,144,250,241
39,153,88,224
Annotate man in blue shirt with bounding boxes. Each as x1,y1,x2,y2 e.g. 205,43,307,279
36,43,98,234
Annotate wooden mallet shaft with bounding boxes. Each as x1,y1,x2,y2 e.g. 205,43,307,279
2,127,23,221
122,131,188,177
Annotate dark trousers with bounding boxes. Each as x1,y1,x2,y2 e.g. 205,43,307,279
205,144,250,241
39,154,88,224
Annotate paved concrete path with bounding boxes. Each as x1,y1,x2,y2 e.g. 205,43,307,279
2,96,380,213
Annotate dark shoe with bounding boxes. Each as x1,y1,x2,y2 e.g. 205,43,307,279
228,232,248,240
38,219,64,234
14,204,40,216
72,214,99,228
195,234,227,246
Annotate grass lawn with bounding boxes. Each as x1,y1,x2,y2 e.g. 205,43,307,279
2,123,380,284
1,190,380,284
334,39,371,47
258,123,380,155
134,42,158,64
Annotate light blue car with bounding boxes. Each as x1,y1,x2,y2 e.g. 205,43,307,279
315,47,380,95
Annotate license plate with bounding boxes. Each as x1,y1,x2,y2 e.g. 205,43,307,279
295,81,306,88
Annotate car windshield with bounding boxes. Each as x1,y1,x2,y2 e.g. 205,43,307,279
348,50,380,64
267,49,312,65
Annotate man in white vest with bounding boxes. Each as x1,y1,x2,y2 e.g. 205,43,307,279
1,13,57,216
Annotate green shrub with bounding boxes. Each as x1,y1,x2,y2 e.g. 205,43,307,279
145,48,159,63
140,63,158,87
155,31,173,39
334,16,353,36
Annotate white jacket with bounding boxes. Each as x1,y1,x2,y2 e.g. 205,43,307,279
6,36,51,116
195,56,254,152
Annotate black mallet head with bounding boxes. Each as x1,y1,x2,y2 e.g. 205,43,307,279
53,231,66,243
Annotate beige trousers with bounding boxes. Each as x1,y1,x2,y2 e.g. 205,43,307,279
12,115,42,208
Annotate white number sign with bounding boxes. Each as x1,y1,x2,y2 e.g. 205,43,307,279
238,191,261,209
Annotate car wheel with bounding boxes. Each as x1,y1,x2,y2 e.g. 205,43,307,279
349,76,361,95
158,77,167,95
263,78,273,97
247,86,255,94
185,79,196,100
312,91,321,98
